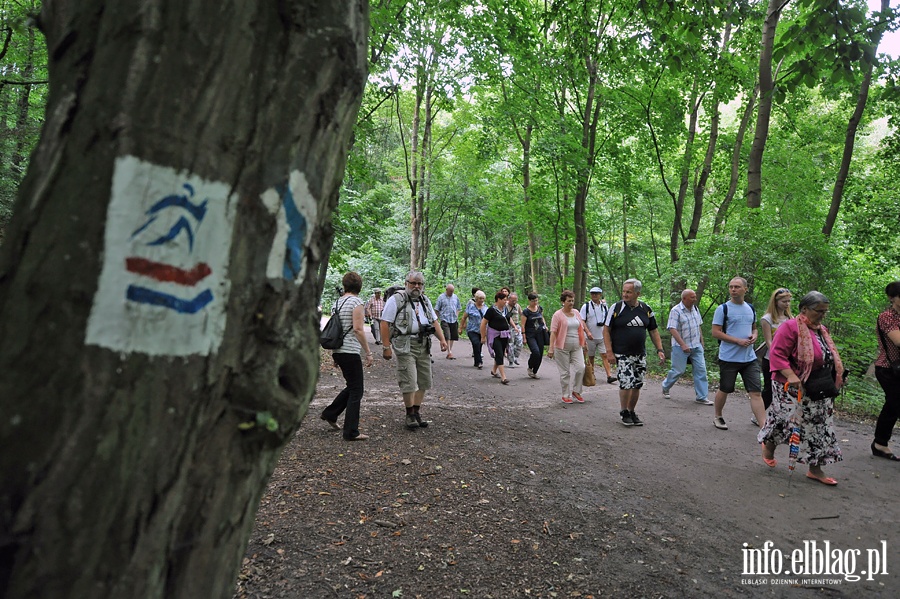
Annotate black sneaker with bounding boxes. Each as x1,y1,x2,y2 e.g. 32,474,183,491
620,409,634,427
405,414,419,430
630,411,643,426
415,413,429,428
607,376,618,384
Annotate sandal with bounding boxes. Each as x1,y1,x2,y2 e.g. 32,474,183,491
501,379,509,385
761,443,776,468
806,471,838,486
871,442,900,462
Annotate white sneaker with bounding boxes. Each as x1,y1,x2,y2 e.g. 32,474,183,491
714,417,728,430
695,398,714,405
661,387,671,399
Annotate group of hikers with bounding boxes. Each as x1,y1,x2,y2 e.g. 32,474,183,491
321,271,900,488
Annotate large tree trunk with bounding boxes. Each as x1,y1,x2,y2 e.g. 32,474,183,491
0,2,367,599
823,0,888,237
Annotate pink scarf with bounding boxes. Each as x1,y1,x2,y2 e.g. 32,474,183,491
795,313,844,387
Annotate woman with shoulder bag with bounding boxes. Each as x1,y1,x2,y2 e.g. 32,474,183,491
320,271,374,441
758,291,845,485
872,280,900,462
480,290,513,384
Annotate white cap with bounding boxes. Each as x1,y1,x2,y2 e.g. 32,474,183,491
589,287,603,294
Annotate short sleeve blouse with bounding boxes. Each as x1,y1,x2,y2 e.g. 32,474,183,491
876,308,900,367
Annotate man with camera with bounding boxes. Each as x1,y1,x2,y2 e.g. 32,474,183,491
380,271,448,429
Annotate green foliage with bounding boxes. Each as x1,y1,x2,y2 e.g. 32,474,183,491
0,2,48,233
5,0,897,420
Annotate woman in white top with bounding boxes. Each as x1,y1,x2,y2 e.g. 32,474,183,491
760,288,792,410
320,271,374,440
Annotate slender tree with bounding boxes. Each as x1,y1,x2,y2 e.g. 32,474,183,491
823,0,890,236
747,0,789,209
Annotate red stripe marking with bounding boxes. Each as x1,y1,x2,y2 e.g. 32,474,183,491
125,257,212,286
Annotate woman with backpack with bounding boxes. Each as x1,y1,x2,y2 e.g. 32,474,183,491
320,271,373,441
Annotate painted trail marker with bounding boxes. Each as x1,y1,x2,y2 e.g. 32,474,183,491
262,170,317,282
86,156,237,357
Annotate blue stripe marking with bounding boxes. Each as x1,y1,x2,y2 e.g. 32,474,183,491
126,285,214,314
279,183,307,280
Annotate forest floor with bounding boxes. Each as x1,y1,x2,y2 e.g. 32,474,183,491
233,333,899,599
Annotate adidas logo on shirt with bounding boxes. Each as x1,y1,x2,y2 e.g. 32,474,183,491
625,316,645,327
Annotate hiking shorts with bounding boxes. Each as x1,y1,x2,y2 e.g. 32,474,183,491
615,353,647,390
396,338,433,394
718,359,762,394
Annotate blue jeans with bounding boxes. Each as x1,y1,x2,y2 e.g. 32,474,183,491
661,345,708,401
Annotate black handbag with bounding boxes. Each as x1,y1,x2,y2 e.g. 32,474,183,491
803,366,838,401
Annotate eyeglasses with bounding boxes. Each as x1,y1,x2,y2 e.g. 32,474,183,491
406,280,424,286
811,308,829,315
775,288,791,297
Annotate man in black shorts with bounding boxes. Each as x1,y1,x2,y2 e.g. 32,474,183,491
603,279,666,427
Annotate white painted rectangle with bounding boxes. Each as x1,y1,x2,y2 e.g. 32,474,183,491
85,155,237,356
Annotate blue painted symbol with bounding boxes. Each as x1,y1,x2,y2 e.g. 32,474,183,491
126,182,216,314
278,182,307,280
131,184,208,251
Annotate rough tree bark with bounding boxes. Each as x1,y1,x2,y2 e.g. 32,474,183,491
0,2,367,599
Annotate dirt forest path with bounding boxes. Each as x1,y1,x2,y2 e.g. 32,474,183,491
235,330,900,598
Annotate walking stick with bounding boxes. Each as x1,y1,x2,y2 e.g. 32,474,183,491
786,382,803,490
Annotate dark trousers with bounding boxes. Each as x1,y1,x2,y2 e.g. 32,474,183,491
322,352,364,439
491,334,509,366
874,366,900,445
761,357,773,409
526,333,544,374
467,331,483,366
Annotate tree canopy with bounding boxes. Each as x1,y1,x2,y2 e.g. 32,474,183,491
328,0,900,384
